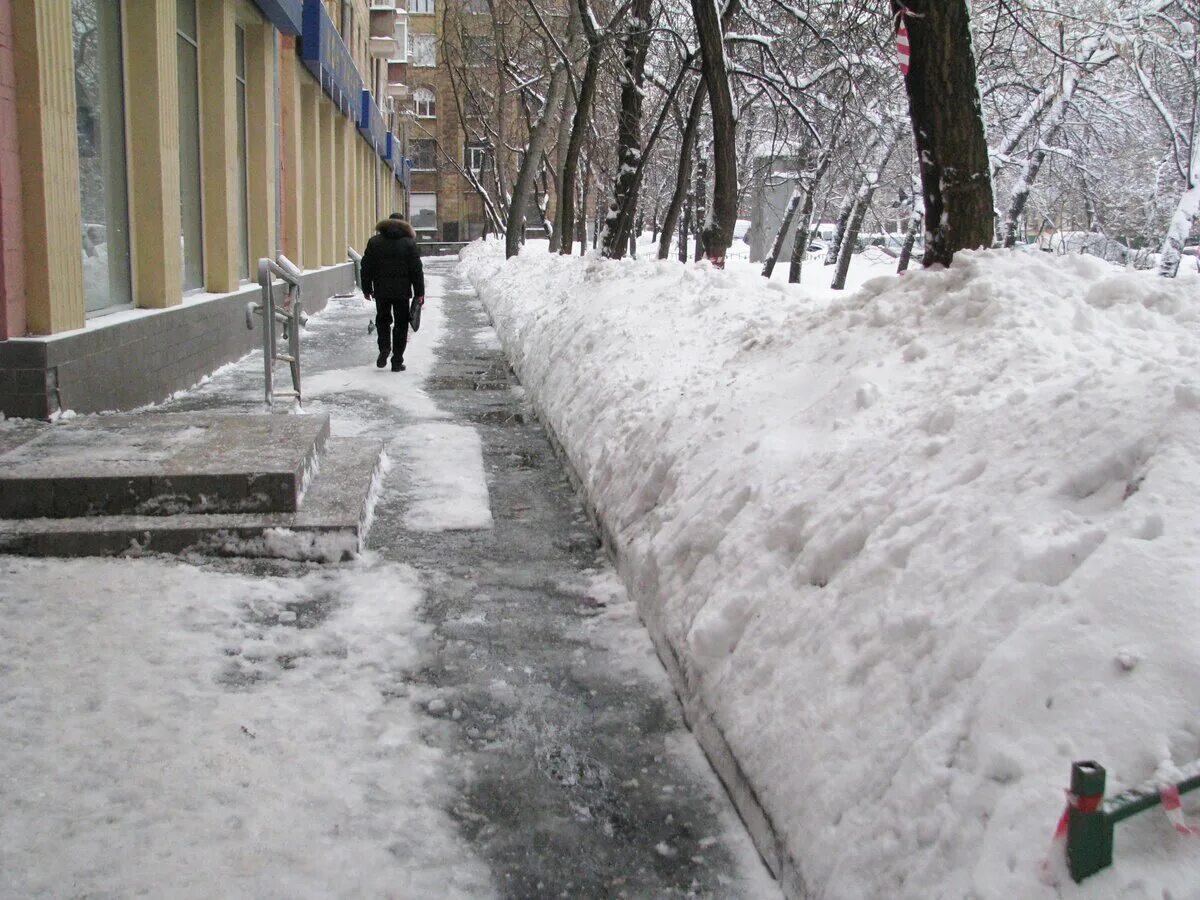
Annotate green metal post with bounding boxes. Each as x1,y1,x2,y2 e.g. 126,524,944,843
1067,761,1113,883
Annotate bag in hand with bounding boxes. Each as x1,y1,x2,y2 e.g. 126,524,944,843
410,297,422,332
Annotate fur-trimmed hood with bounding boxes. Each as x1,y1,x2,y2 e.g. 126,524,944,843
376,218,415,239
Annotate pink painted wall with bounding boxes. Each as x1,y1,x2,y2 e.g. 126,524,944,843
0,0,27,339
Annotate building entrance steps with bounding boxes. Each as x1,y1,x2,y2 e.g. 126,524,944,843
0,414,383,562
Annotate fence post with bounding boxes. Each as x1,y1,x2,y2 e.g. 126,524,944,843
1067,761,1113,883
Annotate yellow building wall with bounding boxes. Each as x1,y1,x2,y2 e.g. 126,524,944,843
13,0,84,334
198,0,239,292
125,0,183,310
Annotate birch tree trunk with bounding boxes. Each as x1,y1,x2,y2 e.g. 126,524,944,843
1158,130,1199,277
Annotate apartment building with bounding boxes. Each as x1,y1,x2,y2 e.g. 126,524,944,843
0,0,415,418
392,0,490,242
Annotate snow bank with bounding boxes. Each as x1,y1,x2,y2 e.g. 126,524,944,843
461,241,1200,897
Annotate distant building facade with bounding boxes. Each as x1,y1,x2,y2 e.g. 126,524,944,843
0,0,414,417
395,0,489,242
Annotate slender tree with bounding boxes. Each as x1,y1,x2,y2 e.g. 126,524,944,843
690,0,741,265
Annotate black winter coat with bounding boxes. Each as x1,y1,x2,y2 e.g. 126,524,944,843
361,219,425,300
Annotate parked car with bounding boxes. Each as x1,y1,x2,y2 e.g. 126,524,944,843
1040,231,1132,265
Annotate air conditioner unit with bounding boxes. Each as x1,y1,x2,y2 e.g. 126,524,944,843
388,81,410,100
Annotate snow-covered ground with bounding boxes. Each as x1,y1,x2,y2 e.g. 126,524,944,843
461,238,1200,897
0,556,494,898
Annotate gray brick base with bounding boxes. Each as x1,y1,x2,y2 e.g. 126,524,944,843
0,264,353,419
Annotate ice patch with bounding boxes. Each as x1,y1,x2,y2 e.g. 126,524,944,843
393,422,494,531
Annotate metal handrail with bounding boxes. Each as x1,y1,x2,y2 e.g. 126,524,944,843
246,254,304,406
347,246,363,291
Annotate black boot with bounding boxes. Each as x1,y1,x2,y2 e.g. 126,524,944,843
391,358,405,372
377,351,389,368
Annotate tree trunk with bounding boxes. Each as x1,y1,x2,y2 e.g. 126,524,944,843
1158,133,1199,277
691,0,740,265
679,195,691,261
1000,69,1077,249
549,3,583,253
762,187,802,278
576,160,590,255
892,0,995,266
897,211,923,273
599,0,653,259
788,155,831,283
557,0,603,255
693,140,708,262
830,135,897,284
832,199,869,290
823,190,855,267
658,80,707,259
506,65,569,259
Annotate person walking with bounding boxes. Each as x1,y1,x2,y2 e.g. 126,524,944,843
360,213,425,371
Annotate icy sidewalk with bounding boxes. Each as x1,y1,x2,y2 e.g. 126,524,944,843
0,264,777,897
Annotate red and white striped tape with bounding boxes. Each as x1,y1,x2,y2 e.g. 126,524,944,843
896,17,910,76
1160,785,1200,836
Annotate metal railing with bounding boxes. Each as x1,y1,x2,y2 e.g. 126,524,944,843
347,246,363,292
246,254,304,406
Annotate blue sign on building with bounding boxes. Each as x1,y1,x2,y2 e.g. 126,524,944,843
384,133,398,171
358,91,389,158
252,0,303,35
300,0,362,117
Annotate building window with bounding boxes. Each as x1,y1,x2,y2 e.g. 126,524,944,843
408,0,434,14
177,0,204,291
73,0,132,315
465,144,486,174
409,33,436,67
235,25,250,281
410,192,437,232
412,87,436,118
411,139,436,171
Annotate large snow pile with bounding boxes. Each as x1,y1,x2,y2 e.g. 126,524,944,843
461,241,1200,897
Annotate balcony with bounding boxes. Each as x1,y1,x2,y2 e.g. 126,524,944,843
369,35,398,57
369,3,398,37
369,3,398,55
387,82,410,100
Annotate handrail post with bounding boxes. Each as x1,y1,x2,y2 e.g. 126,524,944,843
347,246,363,291
253,255,304,407
256,257,276,405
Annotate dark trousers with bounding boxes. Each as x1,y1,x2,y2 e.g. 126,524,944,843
375,296,409,361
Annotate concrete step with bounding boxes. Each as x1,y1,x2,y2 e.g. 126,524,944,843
0,413,330,518
0,438,384,562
